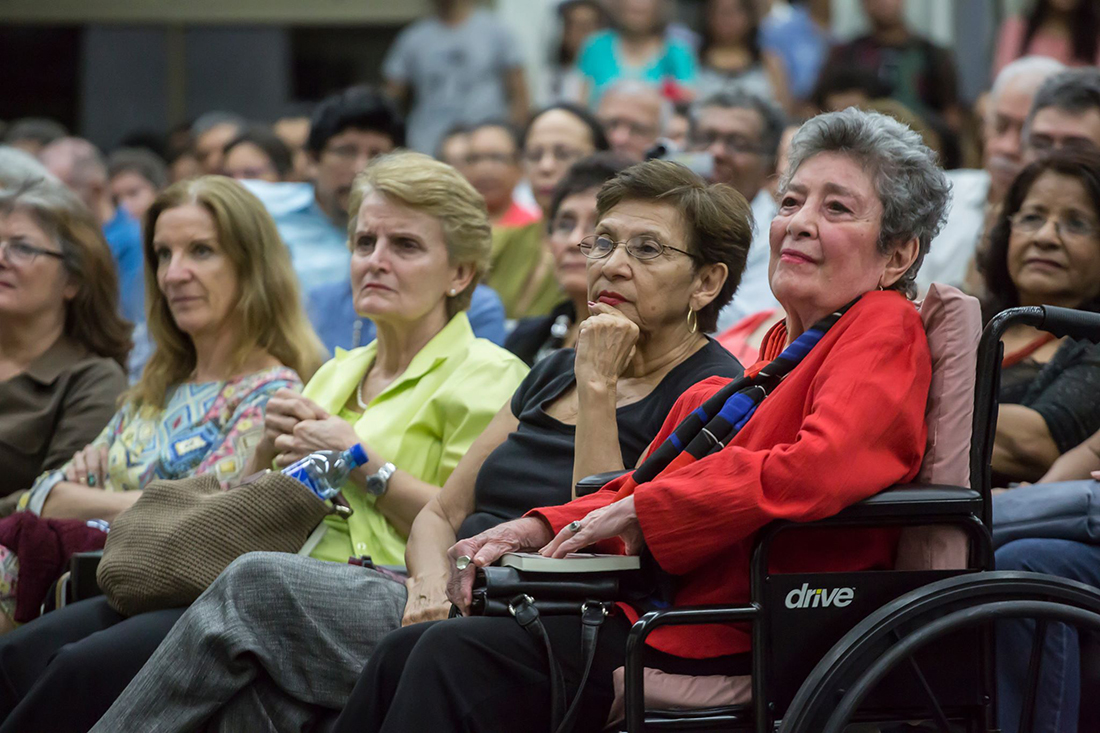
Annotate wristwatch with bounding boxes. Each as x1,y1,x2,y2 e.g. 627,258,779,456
365,462,397,496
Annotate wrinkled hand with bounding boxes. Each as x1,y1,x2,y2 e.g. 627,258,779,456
401,575,451,626
574,302,639,390
257,389,328,463
445,517,554,616
540,496,644,558
273,415,361,468
65,443,110,488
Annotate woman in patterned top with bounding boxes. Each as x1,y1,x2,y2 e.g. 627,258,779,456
19,176,323,519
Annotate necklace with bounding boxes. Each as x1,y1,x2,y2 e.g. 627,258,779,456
356,376,370,411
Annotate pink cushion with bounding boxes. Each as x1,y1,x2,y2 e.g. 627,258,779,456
914,283,981,488
605,668,751,728
896,284,982,572
604,286,984,722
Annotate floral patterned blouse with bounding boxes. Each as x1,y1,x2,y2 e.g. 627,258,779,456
0,366,301,624
21,366,301,513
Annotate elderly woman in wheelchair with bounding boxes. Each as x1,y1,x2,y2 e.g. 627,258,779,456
330,107,957,733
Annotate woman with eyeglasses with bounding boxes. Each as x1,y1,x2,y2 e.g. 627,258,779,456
487,103,609,319
0,179,130,509
979,151,1100,486
505,152,634,365
88,159,746,733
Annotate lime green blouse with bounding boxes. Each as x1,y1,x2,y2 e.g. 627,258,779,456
303,313,529,565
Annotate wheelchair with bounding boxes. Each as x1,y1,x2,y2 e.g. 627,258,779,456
584,304,1100,733
59,302,1100,733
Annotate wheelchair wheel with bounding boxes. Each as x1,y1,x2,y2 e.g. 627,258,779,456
778,571,1100,733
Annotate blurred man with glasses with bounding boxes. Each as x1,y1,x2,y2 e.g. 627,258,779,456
1025,68,1100,162
462,121,540,228
689,87,787,331
596,81,668,161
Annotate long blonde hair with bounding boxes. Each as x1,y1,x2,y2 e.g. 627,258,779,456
128,176,323,408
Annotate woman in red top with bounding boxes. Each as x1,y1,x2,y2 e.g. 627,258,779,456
337,108,951,733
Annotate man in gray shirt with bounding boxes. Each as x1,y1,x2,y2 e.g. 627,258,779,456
383,0,529,155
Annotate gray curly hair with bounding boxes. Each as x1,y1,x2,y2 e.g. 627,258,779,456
779,108,952,298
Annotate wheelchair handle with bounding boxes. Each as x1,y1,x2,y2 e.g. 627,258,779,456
1032,305,1100,343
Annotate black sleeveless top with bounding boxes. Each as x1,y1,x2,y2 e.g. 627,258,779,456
458,339,742,539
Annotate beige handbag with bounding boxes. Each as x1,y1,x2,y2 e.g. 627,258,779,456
96,471,335,616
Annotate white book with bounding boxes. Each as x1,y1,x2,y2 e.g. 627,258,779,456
499,552,640,573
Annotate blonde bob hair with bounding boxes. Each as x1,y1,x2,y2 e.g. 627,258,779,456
346,151,491,318
129,176,323,409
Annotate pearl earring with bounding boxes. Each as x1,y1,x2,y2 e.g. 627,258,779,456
449,288,457,296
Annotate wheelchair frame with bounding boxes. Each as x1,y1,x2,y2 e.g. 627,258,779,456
619,305,1100,733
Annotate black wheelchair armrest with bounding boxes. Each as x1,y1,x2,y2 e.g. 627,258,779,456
820,483,983,523
69,550,105,603
575,470,631,497
624,604,760,730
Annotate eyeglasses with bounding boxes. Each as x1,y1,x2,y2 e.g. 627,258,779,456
1026,135,1100,156
599,117,658,139
0,240,65,266
465,151,518,167
523,146,585,165
578,235,692,261
692,130,766,155
1010,210,1099,240
323,143,387,163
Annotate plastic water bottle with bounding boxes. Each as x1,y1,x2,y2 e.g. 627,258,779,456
281,444,368,500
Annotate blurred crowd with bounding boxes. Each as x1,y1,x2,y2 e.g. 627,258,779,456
1,0,1100,731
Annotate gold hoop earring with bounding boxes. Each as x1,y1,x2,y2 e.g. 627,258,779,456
686,308,698,334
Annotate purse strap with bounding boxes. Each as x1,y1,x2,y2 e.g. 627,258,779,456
509,594,609,733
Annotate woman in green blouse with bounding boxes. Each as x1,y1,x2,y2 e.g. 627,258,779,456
244,150,529,565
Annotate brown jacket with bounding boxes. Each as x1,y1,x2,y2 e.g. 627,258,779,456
0,336,126,499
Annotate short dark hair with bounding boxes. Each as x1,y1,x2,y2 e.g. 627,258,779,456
595,159,752,332
811,65,893,111
1026,67,1100,132
107,147,168,189
546,152,636,227
224,126,294,178
307,86,406,155
520,103,610,153
467,119,522,151
692,86,788,163
979,151,1100,322
556,1,608,65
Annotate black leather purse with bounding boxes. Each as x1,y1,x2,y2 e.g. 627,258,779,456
462,557,650,733
470,565,634,615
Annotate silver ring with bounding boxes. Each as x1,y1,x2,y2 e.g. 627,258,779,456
567,520,582,533
455,555,472,571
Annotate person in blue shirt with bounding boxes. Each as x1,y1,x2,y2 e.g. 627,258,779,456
308,280,506,353
242,87,406,293
575,0,697,107
39,138,145,326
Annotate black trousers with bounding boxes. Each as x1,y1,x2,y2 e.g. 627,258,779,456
333,613,636,733
0,596,184,733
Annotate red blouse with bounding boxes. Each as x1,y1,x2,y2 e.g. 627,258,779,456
530,292,932,658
